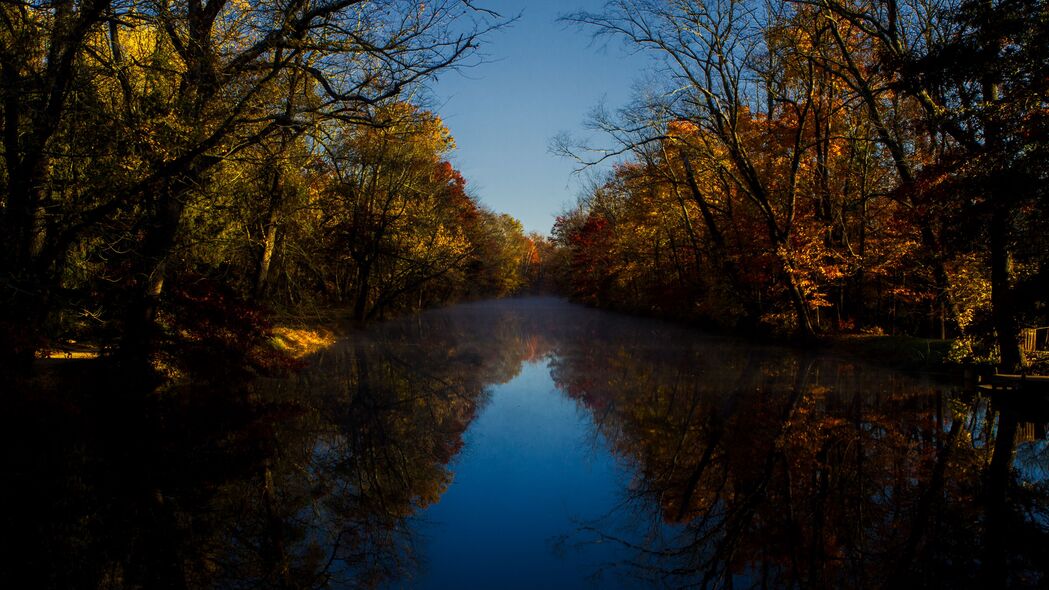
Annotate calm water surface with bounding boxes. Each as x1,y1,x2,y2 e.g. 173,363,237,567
6,298,1049,588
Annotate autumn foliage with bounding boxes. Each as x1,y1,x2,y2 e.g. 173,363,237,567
555,0,1049,364
0,2,529,380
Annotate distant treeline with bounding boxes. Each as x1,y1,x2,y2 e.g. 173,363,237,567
0,1,541,380
550,0,1048,370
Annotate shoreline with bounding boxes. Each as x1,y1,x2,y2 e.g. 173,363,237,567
28,296,993,387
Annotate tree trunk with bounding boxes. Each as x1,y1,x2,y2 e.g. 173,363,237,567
0,165,49,375
990,203,1023,371
119,182,188,379
255,181,281,299
353,260,372,322
979,2,1024,373
255,221,279,298
254,66,301,299
1,106,52,373
983,405,1018,587
771,233,816,338
784,271,816,338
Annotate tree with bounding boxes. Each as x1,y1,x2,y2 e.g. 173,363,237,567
0,0,114,373
566,0,859,336
556,0,1045,352
812,0,1049,367
0,0,502,377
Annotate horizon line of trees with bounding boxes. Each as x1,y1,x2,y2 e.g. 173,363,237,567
0,0,546,382
549,0,1048,370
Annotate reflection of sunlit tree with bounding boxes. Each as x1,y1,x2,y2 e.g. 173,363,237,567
15,300,1047,588
550,316,1049,588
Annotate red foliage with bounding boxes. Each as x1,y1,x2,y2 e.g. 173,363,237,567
564,214,615,304
434,160,479,224
162,276,304,380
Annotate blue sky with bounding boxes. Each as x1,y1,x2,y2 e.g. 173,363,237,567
427,0,651,235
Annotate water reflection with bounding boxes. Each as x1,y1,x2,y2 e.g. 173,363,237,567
4,298,1048,588
548,309,1049,588
2,301,549,589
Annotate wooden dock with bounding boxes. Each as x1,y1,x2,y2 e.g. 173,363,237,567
979,373,1049,394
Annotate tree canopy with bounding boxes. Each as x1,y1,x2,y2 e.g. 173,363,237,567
0,0,544,381
553,0,1048,369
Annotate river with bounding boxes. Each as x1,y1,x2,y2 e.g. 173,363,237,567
5,297,1049,588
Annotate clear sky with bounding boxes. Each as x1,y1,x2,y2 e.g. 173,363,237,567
427,0,651,235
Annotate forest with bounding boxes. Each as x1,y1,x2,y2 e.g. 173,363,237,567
552,0,1048,372
0,0,546,382
2,0,1047,384
4,2,1049,588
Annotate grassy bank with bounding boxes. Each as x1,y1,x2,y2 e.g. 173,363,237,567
268,324,339,360
821,334,960,375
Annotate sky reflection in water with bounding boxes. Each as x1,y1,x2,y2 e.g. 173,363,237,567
413,361,638,589
6,298,1049,589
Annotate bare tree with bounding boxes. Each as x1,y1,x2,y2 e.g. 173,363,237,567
565,0,829,336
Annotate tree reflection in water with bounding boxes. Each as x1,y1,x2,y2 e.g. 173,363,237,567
549,311,1049,588
1,301,550,589
4,298,1048,589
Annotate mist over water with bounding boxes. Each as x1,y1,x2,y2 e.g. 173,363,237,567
6,298,1049,588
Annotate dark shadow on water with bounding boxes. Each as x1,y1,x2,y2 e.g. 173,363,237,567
3,297,1048,588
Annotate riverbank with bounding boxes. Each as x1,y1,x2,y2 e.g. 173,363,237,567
556,298,976,378
32,296,1037,387
29,321,338,385
268,324,339,360
819,334,958,376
